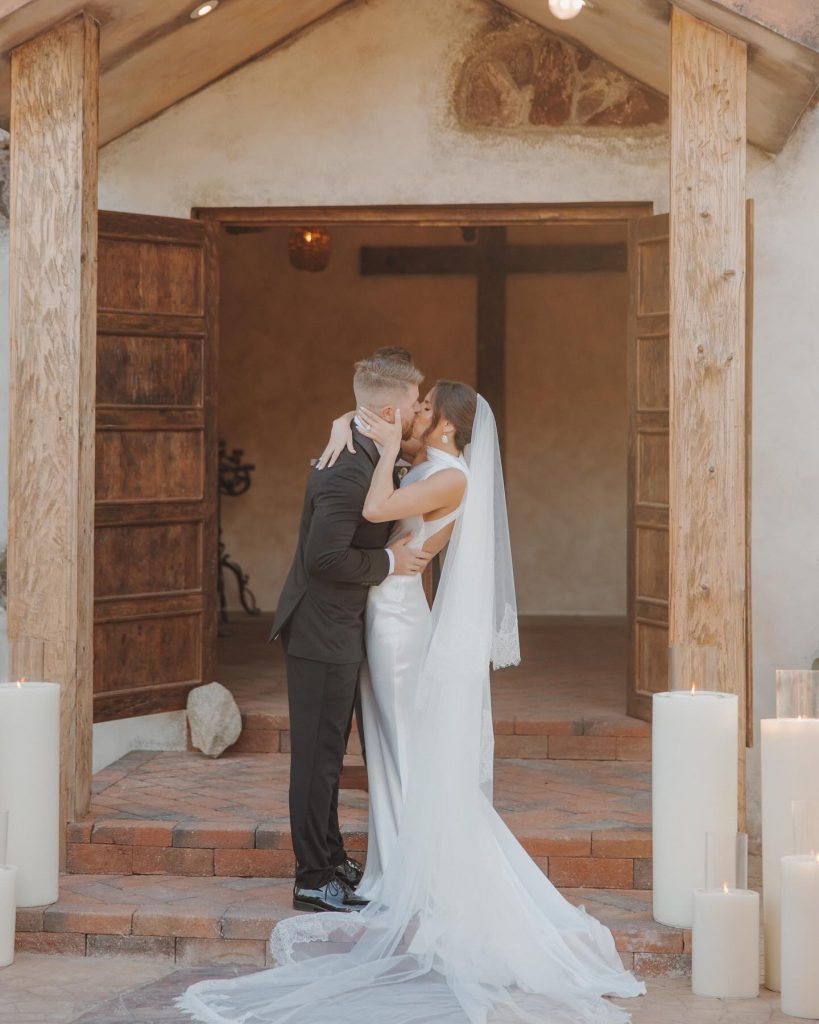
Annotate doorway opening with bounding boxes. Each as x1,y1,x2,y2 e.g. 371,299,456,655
199,202,655,755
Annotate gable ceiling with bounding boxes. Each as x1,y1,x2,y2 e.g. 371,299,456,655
0,0,815,152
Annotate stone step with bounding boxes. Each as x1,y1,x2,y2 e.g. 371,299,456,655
15,876,687,978
222,710,651,761
68,751,652,889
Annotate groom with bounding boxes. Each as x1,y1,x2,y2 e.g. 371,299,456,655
270,355,430,913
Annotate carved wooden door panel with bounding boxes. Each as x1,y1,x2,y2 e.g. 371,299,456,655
626,213,670,720
93,211,219,721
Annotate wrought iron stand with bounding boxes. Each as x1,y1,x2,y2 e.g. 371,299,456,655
218,440,260,634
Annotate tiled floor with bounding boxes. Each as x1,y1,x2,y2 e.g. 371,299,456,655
220,616,638,726
0,953,792,1024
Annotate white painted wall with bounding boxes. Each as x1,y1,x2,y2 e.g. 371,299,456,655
0,0,815,821
0,182,8,684
92,712,187,774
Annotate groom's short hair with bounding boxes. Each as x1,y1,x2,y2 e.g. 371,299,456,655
353,356,423,409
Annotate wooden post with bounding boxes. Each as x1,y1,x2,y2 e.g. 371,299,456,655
8,14,99,838
669,10,748,817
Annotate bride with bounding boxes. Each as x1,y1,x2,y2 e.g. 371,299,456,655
178,383,645,1024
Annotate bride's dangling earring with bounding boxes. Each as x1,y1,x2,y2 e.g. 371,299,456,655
442,433,448,445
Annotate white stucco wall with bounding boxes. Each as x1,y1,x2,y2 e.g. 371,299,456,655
0,0,816,805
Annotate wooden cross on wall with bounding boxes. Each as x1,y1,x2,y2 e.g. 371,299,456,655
360,228,627,458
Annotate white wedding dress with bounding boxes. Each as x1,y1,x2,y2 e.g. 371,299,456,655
357,446,467,901
177,398,645,1024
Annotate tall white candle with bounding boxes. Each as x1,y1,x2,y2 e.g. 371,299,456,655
781,854,819,1018
652,691,738,927
0,865,17,967
0,682,60,906
692,886,759,997
760,717,819,990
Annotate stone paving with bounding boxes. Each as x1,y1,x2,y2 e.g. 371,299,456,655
0,953,792,1024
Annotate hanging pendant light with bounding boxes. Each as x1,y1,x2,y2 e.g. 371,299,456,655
548,0,585,20
288,227,332,272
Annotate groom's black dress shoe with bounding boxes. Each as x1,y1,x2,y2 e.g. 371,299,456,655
335,856,364,889
293,877,369,913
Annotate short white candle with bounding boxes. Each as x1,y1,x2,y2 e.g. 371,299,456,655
781,854,819,1018
0,682,60,906
760,717,819,990
0,865,17,967
692,885,759,997
652,690,738,927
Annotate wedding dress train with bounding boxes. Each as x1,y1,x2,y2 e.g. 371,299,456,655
177,399,645,1024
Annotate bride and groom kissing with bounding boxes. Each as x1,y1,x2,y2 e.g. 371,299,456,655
179,351,646,1024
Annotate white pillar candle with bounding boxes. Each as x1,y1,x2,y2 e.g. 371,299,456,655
760,717,819,990
652,691,738,927
0,865,17,967
0,682,60,906
781,854,819,1018
692,886,759,997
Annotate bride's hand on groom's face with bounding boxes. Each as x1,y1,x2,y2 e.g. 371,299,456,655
358,407,402,451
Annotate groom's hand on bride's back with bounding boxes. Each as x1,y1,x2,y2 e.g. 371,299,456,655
390,535,433,576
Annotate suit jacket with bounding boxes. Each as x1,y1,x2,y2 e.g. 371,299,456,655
270,428,391,664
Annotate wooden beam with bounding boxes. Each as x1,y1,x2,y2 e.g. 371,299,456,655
195,203,654,228
7,13,99,838
669,10,747,815
476,227,507,458
360,243,627,276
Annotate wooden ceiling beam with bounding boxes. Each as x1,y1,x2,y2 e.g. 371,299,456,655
360,243,627,276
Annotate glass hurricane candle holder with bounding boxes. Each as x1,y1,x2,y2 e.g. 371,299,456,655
781,800,819,1016
792,800,819,857
704,830,748,891
652,648,737,927
669,643,719,693
693,832,759,998
761,674,819,989
777,670,819,719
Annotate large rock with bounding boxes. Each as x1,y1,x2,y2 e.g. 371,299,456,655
187,681,242,758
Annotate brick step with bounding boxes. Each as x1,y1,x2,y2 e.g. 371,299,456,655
66,817,652,889
225,711,651,761
69,751,651,889
15,876,686,978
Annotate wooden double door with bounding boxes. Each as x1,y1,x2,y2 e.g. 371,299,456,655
89,205,750,727
626,208,753,726
93,211,219,721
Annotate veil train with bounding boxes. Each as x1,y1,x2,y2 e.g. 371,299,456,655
176,396,645,1024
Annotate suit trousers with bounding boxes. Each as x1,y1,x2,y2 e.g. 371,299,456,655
285,654,360,888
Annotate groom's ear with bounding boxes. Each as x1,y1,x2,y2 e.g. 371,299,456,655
380,405,395,424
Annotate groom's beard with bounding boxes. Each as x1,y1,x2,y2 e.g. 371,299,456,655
402,418,416,441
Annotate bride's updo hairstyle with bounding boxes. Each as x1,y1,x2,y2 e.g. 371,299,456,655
425,381,477,452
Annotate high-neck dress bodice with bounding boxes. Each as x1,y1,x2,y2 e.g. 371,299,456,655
388,447,469,551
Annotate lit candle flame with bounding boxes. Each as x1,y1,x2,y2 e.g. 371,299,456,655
16,677,26,689
690,684,696,695
723,881,729,894
304,232,313,243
